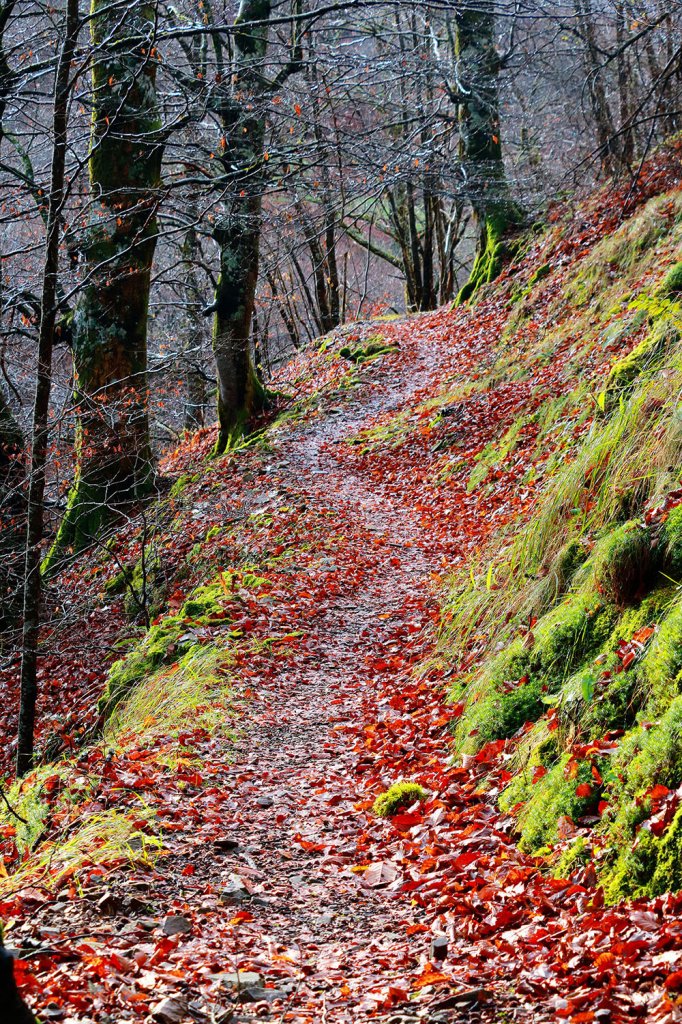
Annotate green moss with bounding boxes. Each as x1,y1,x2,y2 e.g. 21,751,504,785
531,538,591,615
436,185,682,895
456,588,617,751
104,566,133,595
563,193,682,311
604,804,682,902
501,750,608,851
515,587,612,679
170,473,197,498
659,261,682,296
528,263,550,287
560,588,674,735
100,571,267,716
662,505,682,578
554,836,591,878
339,335,397,363
456,214,515,305
598,318,680,413
45,472,154,576
593,521,656,606
101,614,185,716
598,698,682,900
615,697,682,799
106,644,238,756
372,781,427,818
466,418,527,492
638,599,682,711
582,669,637,737
180,582,227,620
0,765,69,855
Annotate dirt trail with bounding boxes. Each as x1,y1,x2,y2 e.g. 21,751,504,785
16,326,677,1024
150,338,527,1022
171,344,457,1018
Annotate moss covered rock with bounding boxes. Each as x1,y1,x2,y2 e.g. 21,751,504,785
100,571,267,716
373,781,427,818
339,336,398,363
662,504,682,578
593,521,656,606
456,588,617,752
602,700,682,901
500,749,609,851
658,261,682,296
599,318,679,413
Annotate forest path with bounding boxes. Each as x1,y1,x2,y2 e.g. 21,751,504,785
15,320,667,1024
134,329,535,1023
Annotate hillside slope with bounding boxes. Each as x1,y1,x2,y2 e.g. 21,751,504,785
3,142,682,1021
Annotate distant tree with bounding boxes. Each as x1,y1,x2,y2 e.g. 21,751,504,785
0,386,24,637
180,213,209,431
211,0,279,452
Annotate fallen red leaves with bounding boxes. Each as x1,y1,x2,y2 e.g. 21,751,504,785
4,144,682,1024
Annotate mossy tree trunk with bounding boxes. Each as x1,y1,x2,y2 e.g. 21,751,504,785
47,0,163,565
212,0,272,453
454,0,520,304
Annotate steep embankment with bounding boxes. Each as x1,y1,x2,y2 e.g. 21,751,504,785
4,142,682,1021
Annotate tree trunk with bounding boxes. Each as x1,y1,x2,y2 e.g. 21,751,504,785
454,0,520,304
181,217,207,431
212,0,272,453
46,0,162,566
574,0,620,176
16,0,79,776
615,2,634,168
0,387,24,639
0,3,23,639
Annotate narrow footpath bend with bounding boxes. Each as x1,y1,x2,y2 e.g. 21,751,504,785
159,325,514,1022
114,325,560,1024
12,317,680,1024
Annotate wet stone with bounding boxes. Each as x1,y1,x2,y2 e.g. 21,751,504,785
161,915,192,936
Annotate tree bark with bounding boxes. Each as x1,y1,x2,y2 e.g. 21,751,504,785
212,0,272,453
181,216,207,431
454,0,520,304
16,0,79,776
0,387,24,639
46,0,163,566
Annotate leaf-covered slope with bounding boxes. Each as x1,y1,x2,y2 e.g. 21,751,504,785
429,142,682,900
280,138,682,902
